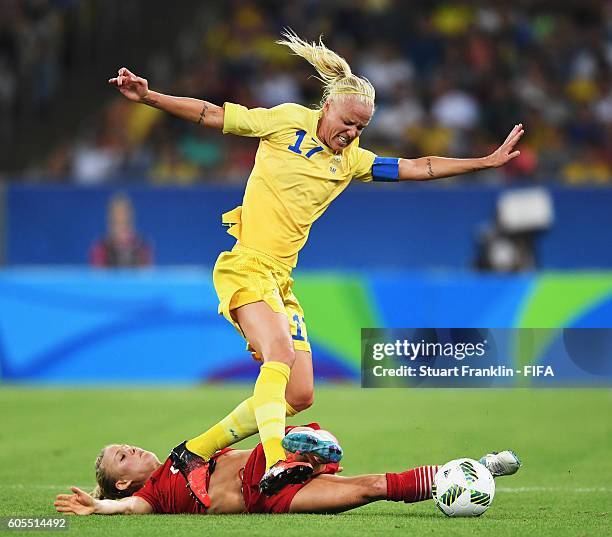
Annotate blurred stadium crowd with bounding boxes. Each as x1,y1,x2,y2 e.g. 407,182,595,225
1,0,611,185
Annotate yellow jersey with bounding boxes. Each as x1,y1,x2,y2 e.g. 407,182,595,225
221,102,377,267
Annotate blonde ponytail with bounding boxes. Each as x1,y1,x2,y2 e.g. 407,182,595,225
90,484,105,500
277,29,375,107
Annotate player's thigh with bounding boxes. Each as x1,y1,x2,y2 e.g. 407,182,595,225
233,301,295,366
285,349,314,411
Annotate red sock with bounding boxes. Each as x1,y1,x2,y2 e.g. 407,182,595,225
386,465,439,503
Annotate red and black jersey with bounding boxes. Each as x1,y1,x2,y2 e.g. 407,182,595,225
134,457,205,514
134,447,234,514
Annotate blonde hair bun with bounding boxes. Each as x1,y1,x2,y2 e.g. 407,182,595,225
277,29,375,107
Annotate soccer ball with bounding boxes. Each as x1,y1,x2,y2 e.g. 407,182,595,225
432,458,495,517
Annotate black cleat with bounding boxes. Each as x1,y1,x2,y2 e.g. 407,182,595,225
170,441,212,508
259,457,313,497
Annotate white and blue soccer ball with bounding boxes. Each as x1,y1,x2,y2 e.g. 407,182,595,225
432,458,495,517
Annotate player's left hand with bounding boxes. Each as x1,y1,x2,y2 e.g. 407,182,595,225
54,486,95,515
485,124,525,168
108,67,149,102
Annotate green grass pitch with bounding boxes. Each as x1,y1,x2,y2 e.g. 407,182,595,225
1,386,610,536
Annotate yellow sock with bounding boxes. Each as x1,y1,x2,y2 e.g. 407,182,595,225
253,361,291,470
186,398,257,460
185,397,299,460
285,401,298,417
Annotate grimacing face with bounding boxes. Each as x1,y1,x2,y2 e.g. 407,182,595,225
317,97,374,153
101,444,162,490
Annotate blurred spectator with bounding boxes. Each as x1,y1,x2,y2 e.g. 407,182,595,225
72,129,122,185
2,0,611,186
19,0,61,115
593,78,612,125
406,114,454,157
359,42,414,103
0,55,17,143
150,140,199,185
562,144,611,186
431,77,480,131
367,84,424,141
90,193,153,267
250,63,303,107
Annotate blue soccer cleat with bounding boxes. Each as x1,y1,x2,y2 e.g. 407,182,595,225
282,429,343,463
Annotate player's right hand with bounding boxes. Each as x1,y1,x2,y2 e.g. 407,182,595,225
54,486,96,515
108,67,149,102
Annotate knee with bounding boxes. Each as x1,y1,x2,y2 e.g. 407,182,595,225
258,337,296,367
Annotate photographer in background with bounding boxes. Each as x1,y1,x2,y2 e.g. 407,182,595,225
474,188,553,273
90,193,153,268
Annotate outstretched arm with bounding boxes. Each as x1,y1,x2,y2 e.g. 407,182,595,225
108,67,225,129
398,124,524,181
54,486,153,516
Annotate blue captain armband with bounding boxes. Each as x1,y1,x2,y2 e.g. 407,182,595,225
372,156,400,181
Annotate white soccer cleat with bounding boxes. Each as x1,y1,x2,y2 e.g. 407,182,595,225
479,450,522,477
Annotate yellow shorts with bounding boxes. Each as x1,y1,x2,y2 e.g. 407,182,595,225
213,243,311,355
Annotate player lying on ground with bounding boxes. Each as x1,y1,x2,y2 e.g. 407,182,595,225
54,426,521,515
108,30,525,498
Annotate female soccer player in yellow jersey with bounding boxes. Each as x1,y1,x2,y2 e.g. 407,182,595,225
109,30,524,500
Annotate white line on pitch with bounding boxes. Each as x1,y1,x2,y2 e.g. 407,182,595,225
2,484,611,493
0,484,94,490
497,486,612,493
